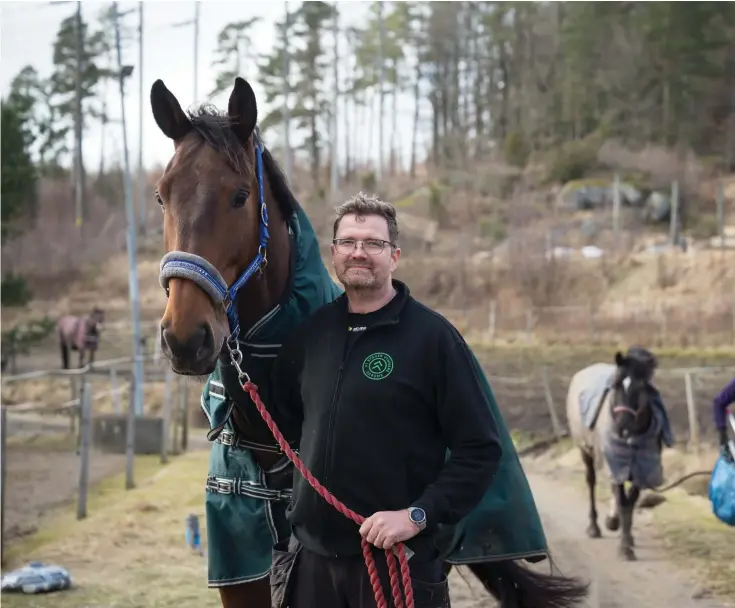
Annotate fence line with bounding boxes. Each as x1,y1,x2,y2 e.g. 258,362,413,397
485,363,735,452
440,296,735,347
1,353,194,535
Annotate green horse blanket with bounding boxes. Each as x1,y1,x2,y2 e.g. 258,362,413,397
200,204,548,587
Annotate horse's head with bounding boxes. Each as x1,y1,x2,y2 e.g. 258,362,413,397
87,307,105,333
150,77,265,376
609,349,658,438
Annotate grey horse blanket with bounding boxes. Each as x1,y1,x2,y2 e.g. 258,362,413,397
579,367,674,488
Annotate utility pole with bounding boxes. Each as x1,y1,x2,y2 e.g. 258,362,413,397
377,2,384,180
283,1,292,183
330,2,339,195
74,1,85,228
113,2,144,417
193,2,200,102
172,2,200,103
137,2,145,236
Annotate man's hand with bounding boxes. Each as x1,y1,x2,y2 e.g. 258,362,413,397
721,444,734,463
359,510,420,550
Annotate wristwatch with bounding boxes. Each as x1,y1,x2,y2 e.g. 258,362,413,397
407,507,426,531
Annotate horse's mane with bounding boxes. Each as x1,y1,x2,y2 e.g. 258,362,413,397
187,104,299,220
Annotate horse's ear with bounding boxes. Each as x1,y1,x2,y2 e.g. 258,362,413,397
614,351,626,367
150,79,192,141
228,77,257,143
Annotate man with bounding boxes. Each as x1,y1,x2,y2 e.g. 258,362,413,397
713,376,735,462
267,192,503,607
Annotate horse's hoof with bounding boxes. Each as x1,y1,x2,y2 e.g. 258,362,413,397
618,545,636,561
586,523,602,538
605,514,620,531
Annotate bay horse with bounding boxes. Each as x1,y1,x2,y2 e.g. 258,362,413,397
57,307,105,369
565,347,674,561
150,76,588,608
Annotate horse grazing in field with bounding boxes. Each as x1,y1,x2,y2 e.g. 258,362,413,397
566,347,674,561
150,76,588,608
57,308,105,369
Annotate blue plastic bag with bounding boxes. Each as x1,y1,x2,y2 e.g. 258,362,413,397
708,448,735,526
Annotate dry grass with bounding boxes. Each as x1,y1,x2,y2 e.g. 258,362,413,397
1,450,216,608
652,491,735,599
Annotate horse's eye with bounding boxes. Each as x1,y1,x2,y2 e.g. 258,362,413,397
154,190,163,206
232,189,249,208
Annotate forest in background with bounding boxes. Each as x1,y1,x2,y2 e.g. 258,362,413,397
2,1,735,308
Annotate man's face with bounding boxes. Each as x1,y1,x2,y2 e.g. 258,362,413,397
331,213,400,292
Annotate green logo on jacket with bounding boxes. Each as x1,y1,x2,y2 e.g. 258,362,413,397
362,352,394,380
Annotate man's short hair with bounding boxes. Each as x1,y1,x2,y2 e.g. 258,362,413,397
333,192,400,245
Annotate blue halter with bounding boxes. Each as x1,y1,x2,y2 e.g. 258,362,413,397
159,139,270,338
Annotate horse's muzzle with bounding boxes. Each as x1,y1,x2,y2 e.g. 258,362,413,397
160,321,216,375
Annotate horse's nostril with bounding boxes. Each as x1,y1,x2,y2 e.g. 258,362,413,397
161,324,213,363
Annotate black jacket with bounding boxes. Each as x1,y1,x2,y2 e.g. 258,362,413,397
268,279,503,558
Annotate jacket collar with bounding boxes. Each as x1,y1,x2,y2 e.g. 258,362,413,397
335,278,411,323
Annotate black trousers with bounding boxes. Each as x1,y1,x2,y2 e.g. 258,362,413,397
271,536,451,608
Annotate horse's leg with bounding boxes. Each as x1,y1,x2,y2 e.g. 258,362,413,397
613,484,635,561
60,340,69,370
78,347,85,368
604,492,620,531
218,579,271,608
622,485,640,551
581,449,601,538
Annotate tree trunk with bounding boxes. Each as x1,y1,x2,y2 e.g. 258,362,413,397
410,60,422,178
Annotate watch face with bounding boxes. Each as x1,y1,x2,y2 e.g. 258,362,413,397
410,508,425,523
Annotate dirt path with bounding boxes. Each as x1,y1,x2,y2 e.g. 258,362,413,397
518,468,732,608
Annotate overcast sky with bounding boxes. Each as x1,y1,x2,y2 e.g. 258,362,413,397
1,0,426,173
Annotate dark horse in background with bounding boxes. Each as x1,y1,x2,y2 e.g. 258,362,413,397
566,347,674,561
57,307,105,369
150,76,588,608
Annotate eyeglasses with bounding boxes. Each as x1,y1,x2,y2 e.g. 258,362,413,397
332,238,394,255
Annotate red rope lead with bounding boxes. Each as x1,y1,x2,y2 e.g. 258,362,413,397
242,380,414,608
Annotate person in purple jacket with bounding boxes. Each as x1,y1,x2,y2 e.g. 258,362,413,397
713,376,735,461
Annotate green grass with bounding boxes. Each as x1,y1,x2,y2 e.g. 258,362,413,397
1,452,214,607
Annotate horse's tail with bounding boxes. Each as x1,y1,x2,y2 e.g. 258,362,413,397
467,559,589,608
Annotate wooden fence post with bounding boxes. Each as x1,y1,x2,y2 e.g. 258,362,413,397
587,302,595,341
69,376,77,436
181,379,189,453
110,368,120,414
77,378,92,520
684,371,700,453
542,366,563,438
161,367,173,464
125,373,136,490
717,180,725,250
488,300,497,344
1,406,7,564
525,306,534,344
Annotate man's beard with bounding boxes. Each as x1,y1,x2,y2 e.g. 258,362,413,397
337,264,380,290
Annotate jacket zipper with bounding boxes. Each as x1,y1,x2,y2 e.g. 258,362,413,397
322,317,399,489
